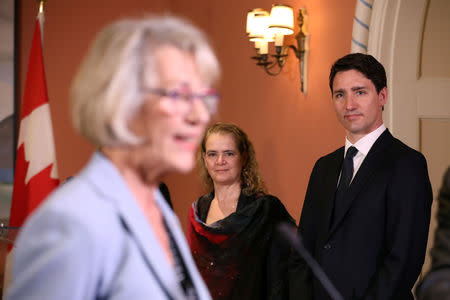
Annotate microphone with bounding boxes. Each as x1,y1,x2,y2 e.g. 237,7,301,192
278,223,344,300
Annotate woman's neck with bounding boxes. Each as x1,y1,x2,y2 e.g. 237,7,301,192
204,182,241,225
214,182,241,206
101,146,161,186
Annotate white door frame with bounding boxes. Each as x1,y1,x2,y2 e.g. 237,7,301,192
368,0,431,150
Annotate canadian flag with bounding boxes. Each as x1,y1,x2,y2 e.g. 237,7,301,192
3,8,60,295
9,12,59,233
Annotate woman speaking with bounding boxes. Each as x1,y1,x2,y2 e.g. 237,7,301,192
8,15,220,300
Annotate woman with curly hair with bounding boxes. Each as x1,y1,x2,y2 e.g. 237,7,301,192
187,122,294,299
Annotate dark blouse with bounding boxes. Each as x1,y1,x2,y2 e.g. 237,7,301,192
188,191,295,299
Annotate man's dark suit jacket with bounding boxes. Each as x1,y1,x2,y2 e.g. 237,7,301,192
289,129,432,300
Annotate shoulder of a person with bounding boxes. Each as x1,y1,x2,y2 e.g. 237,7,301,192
25,176,126,248
416,268,450,300
13,179,127,299
388,137,428,167
319,147,343,163
309,146,343,173
262,194,292,211
196,192,212,207
256,193,295,223
255,193,287,210
257,193,280,202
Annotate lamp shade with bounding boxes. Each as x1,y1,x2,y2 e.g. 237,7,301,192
268,4,294,35
246,8,265,34
248,10,274,42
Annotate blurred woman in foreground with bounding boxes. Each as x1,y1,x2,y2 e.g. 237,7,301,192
188,123,294,299
8,15,220,300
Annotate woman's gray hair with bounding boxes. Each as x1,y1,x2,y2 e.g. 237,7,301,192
70,15,220,147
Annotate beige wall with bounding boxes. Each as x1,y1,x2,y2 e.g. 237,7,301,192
17,0,356,230
421,0,450,77
420,118,450,274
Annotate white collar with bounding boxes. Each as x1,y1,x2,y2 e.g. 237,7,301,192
345,124,386,156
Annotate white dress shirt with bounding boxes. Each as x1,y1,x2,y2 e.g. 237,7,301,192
344,124,387,182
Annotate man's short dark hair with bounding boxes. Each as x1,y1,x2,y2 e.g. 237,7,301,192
329,53,387,94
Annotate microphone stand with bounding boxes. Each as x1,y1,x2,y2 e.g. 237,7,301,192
278,223,344,300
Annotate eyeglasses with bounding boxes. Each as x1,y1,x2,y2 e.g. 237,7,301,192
144,88,220,114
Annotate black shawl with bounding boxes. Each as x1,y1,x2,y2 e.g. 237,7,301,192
188,191,295,299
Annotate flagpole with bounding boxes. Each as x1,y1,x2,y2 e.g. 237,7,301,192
36,0,46,14
37,0,46,43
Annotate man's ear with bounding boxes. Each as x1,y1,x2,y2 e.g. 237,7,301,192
379,87,388,107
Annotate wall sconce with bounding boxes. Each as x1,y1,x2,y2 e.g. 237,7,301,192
246,5,310,94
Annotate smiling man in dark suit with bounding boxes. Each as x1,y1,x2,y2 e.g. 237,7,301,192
289,53,433,300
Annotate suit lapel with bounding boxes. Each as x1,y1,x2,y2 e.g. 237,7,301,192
315,148,344,247
328,130,394,236
156,193,210,299
84,153,184,300
115,192,185,300
321,149,344,238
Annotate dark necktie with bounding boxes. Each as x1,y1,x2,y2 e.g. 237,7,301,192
331,146,358,227
339,146,358,189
